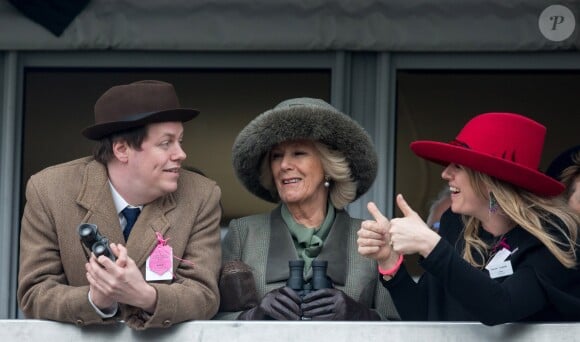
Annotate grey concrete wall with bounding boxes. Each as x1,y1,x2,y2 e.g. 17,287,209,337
1,320,579,342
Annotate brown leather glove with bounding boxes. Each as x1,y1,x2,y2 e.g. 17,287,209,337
237,286,302,320
219,260,259,312
301,288,381,321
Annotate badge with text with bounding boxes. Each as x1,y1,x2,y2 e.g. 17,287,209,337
146,232,173,281
485,248,514,279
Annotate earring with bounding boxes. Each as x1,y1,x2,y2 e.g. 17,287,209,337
489,192,498,214
324,175,330,188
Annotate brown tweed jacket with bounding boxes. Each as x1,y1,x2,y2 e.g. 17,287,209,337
18,157,222,329
215,205,399,320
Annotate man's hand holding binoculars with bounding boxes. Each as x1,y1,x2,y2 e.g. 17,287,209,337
85,243,157,314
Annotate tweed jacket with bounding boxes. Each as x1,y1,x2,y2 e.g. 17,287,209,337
18,157,222,329
215,205,399,320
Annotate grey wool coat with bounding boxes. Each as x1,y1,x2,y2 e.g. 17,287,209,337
215,205,399,320
18,157,222,329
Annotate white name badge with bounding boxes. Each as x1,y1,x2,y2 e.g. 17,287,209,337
487,261,514,279
485,248,514,279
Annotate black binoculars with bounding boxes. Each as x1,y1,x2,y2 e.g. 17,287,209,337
286,259,332,297
78,223,116,261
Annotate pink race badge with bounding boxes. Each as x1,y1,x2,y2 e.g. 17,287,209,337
149,244,172,275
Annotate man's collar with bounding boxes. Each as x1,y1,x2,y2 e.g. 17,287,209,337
108,181,143,214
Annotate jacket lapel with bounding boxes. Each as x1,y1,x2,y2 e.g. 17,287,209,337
76,160,125,244
266,206,298,283
126,195,176,268
315,210,348,286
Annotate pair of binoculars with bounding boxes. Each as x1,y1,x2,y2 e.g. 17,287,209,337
286,259,333,297
78,223,116,261
287,259,333,320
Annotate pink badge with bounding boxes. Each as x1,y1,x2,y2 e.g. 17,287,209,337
149,233,172,275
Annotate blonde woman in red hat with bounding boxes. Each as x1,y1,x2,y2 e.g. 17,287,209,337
357,113,580,325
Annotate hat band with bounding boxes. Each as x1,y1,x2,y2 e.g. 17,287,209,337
113,110,158,123
449,139,518,163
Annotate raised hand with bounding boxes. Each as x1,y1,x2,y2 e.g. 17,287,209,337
389,194,441,257
357,202,392,263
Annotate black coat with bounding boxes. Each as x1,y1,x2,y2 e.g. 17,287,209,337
381,210,580,325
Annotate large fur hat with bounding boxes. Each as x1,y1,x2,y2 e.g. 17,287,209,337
232,97,377,203
82,80,198,140
410,112,564,197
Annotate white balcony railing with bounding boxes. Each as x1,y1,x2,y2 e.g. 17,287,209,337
1,320,578,342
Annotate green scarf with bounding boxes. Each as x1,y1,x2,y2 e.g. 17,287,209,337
282,202,335,276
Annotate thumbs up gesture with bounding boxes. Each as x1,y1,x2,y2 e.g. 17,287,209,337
390,194,441,257
357,201,393,264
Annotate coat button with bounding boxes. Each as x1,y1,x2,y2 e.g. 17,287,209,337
75,319,84,326
162,320,171,327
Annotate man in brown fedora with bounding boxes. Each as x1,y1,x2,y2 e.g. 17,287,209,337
17,80,222,329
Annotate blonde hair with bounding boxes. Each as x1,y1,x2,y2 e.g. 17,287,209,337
259,140,357,209
462,168,579,269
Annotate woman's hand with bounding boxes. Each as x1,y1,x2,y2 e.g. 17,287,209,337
357,202,393,264
389,194,441,258
237,286,302,320
301,288,380,321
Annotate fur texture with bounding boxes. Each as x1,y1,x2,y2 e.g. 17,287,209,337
232,98,377,203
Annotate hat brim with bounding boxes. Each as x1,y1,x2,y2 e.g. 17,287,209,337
411,141,564,197
82,108,199,140
233,104,377,203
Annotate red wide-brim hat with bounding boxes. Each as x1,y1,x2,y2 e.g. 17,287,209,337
410,112,564,197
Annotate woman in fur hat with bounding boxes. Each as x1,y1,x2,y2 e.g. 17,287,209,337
216,98,399,320
358,112,580,325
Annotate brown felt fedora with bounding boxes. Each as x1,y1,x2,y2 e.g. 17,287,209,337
82,80,199,140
